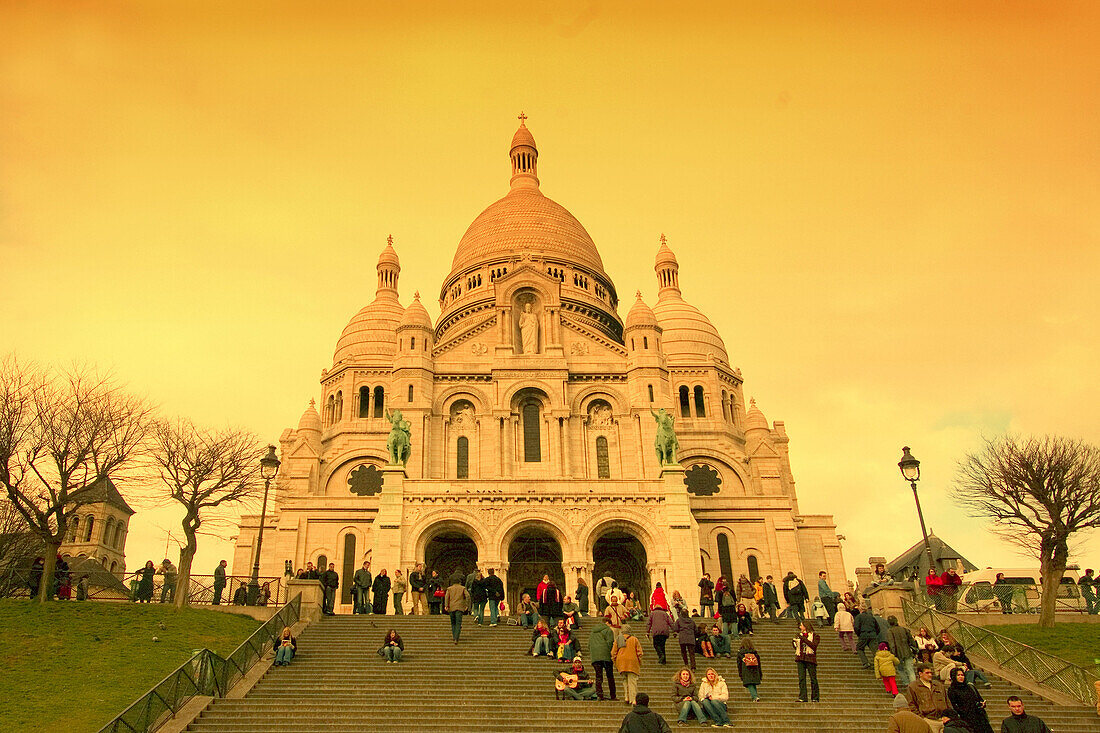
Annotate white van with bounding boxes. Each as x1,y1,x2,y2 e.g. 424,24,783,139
957,567,1085,614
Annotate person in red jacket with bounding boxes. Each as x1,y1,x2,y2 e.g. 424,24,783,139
925,570,944,611
794,620,820,703
939,568,962,612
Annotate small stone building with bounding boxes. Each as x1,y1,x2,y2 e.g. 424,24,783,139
61,477,133,575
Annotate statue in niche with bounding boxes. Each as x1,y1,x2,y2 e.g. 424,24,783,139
651,407,679,466
385,408,412,466
518,301,539,354
588,403,613,429
452,403,474,428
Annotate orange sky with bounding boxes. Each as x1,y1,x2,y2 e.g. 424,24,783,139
2,1,1098,581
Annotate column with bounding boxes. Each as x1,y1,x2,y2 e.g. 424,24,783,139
371,466,406,580
660,464,702,609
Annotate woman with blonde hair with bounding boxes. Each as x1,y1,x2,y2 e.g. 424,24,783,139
671,667,705,724
698,667,732,726
274,626,297,666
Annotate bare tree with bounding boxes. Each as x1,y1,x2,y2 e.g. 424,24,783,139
0,499,43,596
0,356,153,601
953,435,1100,627
148,418,263,608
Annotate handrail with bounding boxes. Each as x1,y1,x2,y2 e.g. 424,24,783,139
901,596,1100,707
97,593,302,733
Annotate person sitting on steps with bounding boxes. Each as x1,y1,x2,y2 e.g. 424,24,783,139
671,667,706,726
529,618,553,657
554,618,579,661
555,655,597,700
273,626,296,667
696,623,714,659
378,629,404,663
698,667,732,727
709,624,732,659
735,603,754,636
562,595,580,630
517,592,538,628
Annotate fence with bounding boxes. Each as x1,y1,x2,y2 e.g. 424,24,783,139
97,593,302,733
932,580,1095,615
1,566,286,607
901,596,1100,706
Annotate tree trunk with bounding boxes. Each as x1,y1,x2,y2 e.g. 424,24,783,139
37,542,60,602
1038,538,1068,628
173,518,198,609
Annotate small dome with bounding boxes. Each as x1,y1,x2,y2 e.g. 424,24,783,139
652,297,728,364
378,236,400,268
298,400,321,433
511,122,536,151
333,295,404,363
655,235,678,268
624,291,659,330
745,398,769,432
400,292,433,330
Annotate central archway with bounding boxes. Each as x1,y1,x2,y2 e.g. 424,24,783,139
507,529,564,611
425,530,478,585
593,531,650,611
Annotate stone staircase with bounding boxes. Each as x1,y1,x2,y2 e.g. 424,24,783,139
186,614,1100,733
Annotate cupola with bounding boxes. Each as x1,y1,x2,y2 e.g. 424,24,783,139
509,112,539,190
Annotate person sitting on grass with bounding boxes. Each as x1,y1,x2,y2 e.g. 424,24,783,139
273,626,297,666
529,618,553,657
378,629,404,663
555,655,597,700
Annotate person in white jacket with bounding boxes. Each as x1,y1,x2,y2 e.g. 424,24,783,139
833,602,856,652
697,667,732,727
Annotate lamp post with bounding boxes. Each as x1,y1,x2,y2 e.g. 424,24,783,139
248,444,281,605
898,446,937,579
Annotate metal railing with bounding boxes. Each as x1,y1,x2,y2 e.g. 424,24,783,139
97,593,301,733
901,596,1100,706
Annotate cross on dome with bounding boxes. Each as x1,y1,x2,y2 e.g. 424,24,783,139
517,111,527,124
660,233,667,245
387,234,393,246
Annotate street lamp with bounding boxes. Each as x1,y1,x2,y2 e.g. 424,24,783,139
248,444,281,605
898,446,938,580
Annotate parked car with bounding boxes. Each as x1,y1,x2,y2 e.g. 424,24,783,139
958,568,1085,614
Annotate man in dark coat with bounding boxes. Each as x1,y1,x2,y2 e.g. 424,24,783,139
320,562,340,615
761,575,780,622
470,571,489,624
618,692,672,733
352,561,372,614
484,568,505,626
371,570,391,614
212,560,227,605
408,563,427,615
887,615,918,687
27,556,45,598
1000,696,1052,733
589,619,617,701
853,606,880,669
782,572,808,620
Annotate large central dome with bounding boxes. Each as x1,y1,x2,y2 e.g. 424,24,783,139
450,187,606,276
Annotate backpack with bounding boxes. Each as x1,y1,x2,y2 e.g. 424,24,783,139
742,652,759,667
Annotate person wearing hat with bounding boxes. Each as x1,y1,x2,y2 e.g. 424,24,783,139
875,641,902,696
888,693,933,732
555,655,596,700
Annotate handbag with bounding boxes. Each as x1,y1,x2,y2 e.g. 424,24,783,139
433,588,445,598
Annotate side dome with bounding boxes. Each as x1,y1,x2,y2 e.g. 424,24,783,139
399,292,432,329
448,187,607,278
652,298,729,364
624,291,659,330
745,398,769,432
298,400,322,433
333,296,404,363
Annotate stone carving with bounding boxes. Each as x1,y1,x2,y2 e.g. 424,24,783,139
385,408,412,466
519,302,539,354
587,402,613,429
348,464,384,496
570,341,589,356
684,464,721,496
650,408,679,466
470,341,488,356
451,403,475,428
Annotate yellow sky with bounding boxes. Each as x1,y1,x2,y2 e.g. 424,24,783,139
2,1,1098,580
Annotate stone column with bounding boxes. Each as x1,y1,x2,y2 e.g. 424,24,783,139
371,466,406,582
660,464,702,611
286,579,325,622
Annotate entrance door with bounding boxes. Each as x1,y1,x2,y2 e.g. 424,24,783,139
424,531,478,586
593,531,650,608
507,530,564,611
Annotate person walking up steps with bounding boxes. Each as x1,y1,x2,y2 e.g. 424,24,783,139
485,568,504,626
612,624,643,705
794,619,820,703
427,569,444,615
737,637,763,702
834,601,856,652
875,642,901,695
590,618,617,701
674,607,697,670
647,603,674,665
444,574,470,644
854,604,880,669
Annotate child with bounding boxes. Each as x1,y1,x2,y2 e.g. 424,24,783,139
812,596,827,622
873,641,900,695
709,624,732,658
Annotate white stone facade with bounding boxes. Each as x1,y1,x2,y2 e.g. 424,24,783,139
232,120,846,611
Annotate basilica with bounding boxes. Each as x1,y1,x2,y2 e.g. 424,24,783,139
231,118,847,611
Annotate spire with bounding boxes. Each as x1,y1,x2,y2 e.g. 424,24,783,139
655,233,680,298
509,112,539,191
376,235,401,298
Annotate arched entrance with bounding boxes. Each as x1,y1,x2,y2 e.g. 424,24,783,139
593,531,650,609
507,529,564,611
425,531,478,585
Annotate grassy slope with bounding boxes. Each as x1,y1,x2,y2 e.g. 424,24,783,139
985,622,1100,669
0,599,260,733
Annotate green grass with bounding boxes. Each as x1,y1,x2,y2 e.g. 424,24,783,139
0,599,261,733
985,622,1100,669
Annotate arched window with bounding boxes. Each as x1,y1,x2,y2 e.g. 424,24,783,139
83,516,95,543
747,554,760,581
522,402,541,462
643,336,648,349
678,386,690,418
373,386,385,418
67,517,80,543
693,386,706,418
317,554,328,573
103,518,114,546
596,436,610,479
359,387,370,418
407,384,414,402
335,391,343,421
326,395,335,425
410,336,416,350
341,534,355,604
114,523,125,549
110,561,117,573
721,390,729,422
717,533,733,582
699,551,707,576
647,384,654,402
457,436,469,479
